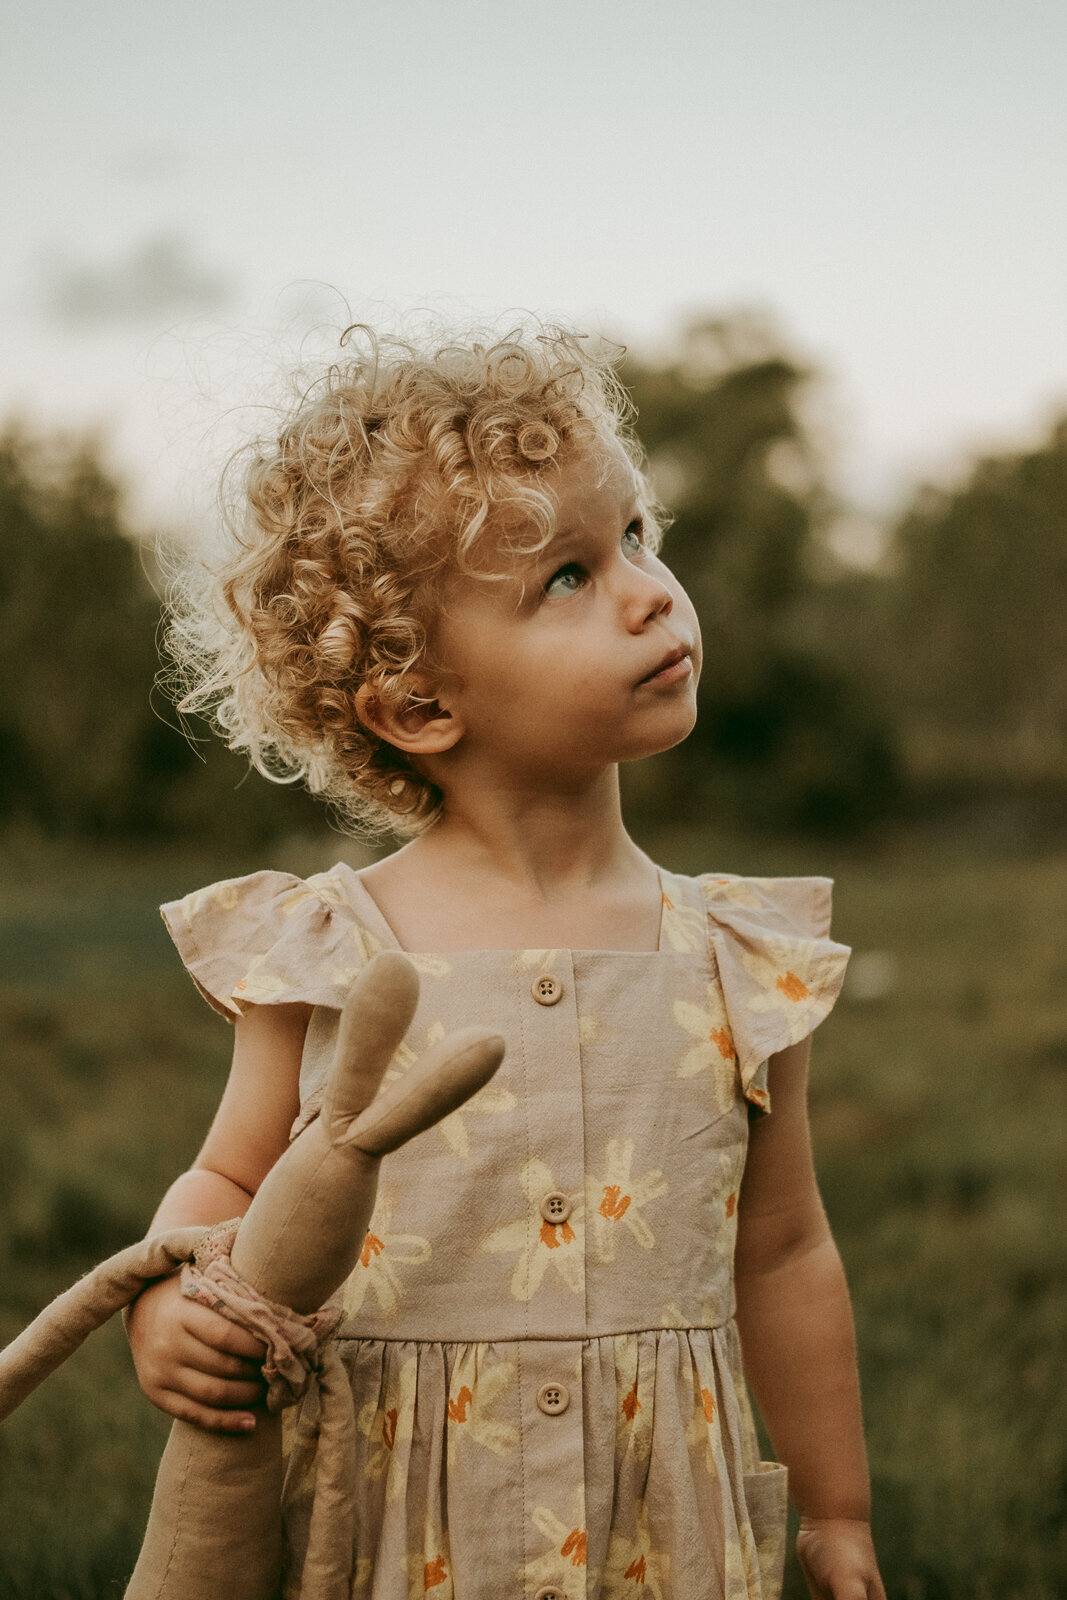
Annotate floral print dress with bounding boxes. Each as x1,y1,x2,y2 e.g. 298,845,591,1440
161,865,850,1600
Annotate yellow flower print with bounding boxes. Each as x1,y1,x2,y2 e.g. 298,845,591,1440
578,1011,604,1046
325,921,386,991
701,875,768,911
444,1352,520,1468
737,931,824,1031
659,1292,723,1328
406,953,454,979
509,949,560,976
673,997,738,1115
182,880,241,917
585,1139,668,1264
523,1484,587,1599
600,1499,671,1597
355,1351,419,1504
341,1184,431,1321
231,969,292,1007
481,1159,584,1301
386,1021,516,1159
658,887,706,953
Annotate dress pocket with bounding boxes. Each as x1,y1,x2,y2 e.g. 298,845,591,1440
743,1460,789,1598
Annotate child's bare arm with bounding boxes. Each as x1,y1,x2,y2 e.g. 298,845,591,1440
126,1001,309,1433
733,1039,886,1600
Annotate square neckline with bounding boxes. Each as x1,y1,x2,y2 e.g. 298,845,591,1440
332,860,690,957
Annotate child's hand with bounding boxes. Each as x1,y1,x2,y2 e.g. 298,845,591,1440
126,1272,267,1433
795,1517,886,1600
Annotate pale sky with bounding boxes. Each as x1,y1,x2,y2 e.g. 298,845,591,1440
3,0,1066,536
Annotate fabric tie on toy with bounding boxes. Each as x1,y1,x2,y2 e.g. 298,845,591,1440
181,1219,343,1412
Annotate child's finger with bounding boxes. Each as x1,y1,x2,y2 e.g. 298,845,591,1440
157,1386,260,1434
175,1364,266,1412
180,1300,267,1361
185,1339,266,1383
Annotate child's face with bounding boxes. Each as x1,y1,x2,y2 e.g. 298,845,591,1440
429,438,702,780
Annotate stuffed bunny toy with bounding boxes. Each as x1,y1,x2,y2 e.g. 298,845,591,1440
0,952,504,1600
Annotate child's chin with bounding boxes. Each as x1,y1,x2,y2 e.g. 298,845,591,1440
624,712,699,763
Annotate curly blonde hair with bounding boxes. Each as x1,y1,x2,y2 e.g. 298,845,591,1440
167,320,662,837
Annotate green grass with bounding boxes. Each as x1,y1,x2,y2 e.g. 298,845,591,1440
0,833,1065,1597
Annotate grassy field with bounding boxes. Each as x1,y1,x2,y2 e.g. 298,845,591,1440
0,830,1064,1598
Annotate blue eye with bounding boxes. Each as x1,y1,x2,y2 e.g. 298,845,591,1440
544,563,585,597
622,520,644,554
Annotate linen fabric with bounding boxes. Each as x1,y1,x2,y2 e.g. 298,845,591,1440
161,864,850,1600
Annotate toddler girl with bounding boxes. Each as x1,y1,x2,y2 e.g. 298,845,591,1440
129,324,886,1600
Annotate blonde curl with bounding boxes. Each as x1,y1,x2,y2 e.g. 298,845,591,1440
165,319,665,837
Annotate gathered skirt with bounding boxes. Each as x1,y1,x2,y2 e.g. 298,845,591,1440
281,1322,787,1600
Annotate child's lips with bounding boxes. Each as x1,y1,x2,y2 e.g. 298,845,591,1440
639,646,693,687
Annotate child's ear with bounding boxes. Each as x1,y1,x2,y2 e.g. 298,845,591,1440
353,682,464,755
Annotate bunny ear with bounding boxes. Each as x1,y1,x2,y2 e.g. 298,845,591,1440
345,1027,506,1157
323,953,421,1137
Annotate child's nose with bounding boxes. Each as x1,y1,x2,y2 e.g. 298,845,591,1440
621,568,674,631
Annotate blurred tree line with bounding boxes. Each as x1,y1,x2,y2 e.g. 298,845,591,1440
2,314,1065,846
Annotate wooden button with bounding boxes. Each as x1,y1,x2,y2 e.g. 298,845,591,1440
531,974,562,1006
539,1190,571,1224
536,1381,570,1416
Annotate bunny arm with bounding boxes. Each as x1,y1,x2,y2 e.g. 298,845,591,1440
0,953,504,1600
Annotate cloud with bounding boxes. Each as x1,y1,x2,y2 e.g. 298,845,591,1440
43,234,234,325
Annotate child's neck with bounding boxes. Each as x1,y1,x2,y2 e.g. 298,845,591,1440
362,768,664,951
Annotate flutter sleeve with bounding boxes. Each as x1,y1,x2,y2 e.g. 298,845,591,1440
701,874,850,1113
160,869,382,1020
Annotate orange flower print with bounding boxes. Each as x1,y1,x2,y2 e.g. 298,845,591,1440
482,1160,584,1301
673,998,738,1113
526,1486,588,1596
599,1184,631,1221
360,1232,385,1268
685,1360,730,1478
448,1386,472,1423
342,1185,431,1321
561,1529,587,1567
356,1353,418,1503
725,1191,736,1218
586,1140,667,1265
445,1350,519,1469
423,1556,448,1589
601,1501,670,1598
622,1380,641,1421
739,929,833,1035
776,970,810,1002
